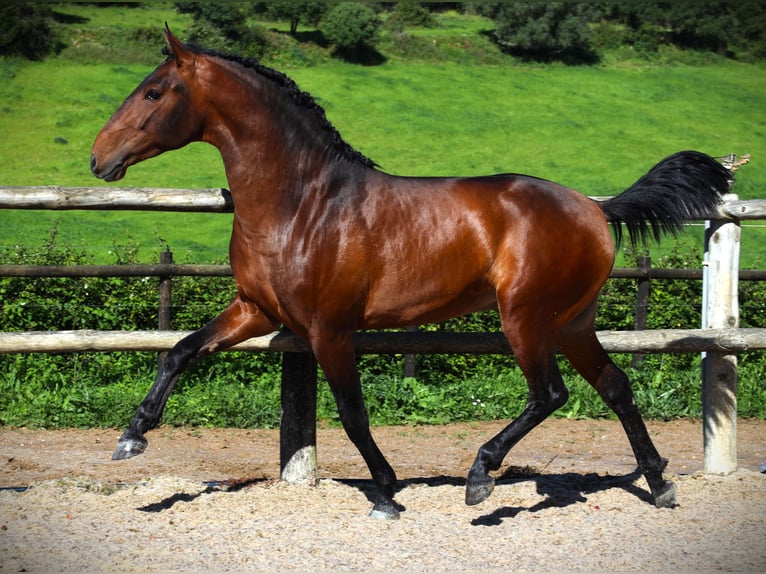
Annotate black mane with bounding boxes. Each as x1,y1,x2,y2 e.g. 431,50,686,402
166,44,377,168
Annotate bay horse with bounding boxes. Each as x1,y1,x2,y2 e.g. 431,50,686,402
91,27,731,519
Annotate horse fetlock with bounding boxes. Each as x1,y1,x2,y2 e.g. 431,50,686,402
112,433,148,460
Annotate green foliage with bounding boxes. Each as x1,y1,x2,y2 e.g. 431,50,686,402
610,1,766,61
321,2,381,59
4,233,763,429
0,233,282,428
477,2,598,63
0,2,60,60
740,279,766,329
256,1,329,35
0,352,157,428
174,1,268,58
0,230,156,332
477,1,766,63
386,2,437,31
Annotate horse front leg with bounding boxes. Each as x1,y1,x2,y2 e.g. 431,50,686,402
311,332,400,519
112,297,277,460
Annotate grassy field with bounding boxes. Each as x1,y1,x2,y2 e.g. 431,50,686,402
1,4,764,266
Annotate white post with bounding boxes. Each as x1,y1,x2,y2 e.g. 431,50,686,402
701,194,740,475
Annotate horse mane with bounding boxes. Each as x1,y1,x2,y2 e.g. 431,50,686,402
163,45,377,168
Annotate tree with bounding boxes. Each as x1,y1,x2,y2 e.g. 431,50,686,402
173,2,267,57
321,2,381,59
665,3,734,53
260,1,329,35
479,2,596,63
0,2,59,60
594,1,766,60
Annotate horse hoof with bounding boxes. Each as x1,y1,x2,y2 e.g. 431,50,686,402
653,480,677,508
369,501,400,520
112,436,147,460
465,475,495,506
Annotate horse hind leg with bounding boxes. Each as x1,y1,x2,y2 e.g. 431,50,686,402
466,317,569,506
556,311,676,508
112,297,278,460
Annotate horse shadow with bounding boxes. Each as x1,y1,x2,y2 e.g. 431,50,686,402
340,466,651,524
135,469,651,523
467,467,652,526
136,478,266,513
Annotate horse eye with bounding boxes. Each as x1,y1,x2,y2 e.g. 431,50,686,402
145,89,161,101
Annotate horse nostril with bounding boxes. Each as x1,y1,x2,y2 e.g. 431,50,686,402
90,153,98,175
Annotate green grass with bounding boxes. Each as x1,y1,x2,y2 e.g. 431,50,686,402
0,3,764,266
2,57,764,264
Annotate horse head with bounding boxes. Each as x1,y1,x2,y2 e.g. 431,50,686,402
91,26,202,181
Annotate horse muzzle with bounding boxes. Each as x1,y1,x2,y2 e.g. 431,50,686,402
90,152,126,182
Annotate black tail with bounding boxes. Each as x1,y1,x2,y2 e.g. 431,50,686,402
601,150,732,246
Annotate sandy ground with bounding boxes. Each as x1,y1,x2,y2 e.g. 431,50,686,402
1,418,764,571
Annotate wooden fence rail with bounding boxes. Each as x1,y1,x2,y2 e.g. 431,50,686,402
1,327,765,355
2,262,766,280
2,184,766,218
1,186,764,481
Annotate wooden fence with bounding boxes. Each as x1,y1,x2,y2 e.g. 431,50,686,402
1,185,765,482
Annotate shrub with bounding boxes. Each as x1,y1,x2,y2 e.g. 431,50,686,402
2,232,764,428
386,2,437,30
0,2,59,60
321,2,381,59
174,1,268,58
477,2,597,63
0,233,282,428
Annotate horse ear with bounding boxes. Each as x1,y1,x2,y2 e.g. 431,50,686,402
163,23,195,70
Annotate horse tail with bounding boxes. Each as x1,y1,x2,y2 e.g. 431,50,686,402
599,150,732,247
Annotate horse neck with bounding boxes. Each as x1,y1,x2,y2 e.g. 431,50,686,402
199,59,362,208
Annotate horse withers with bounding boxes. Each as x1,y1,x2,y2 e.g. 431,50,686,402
91,27,731,519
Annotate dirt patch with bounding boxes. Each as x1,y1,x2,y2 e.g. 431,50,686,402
1,419,765,571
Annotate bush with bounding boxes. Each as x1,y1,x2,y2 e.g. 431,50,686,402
174,1,269,58
321,2,381,59
596,1,766,61
0,2,59,60
0,233,282,428
386,2,437,30
478,2,597,63
2,232,764,428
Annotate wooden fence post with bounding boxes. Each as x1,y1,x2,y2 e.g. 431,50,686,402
403,325,418,378
279,348,318,484
157,250,173,369
632,255,651,367
702,194,740,475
